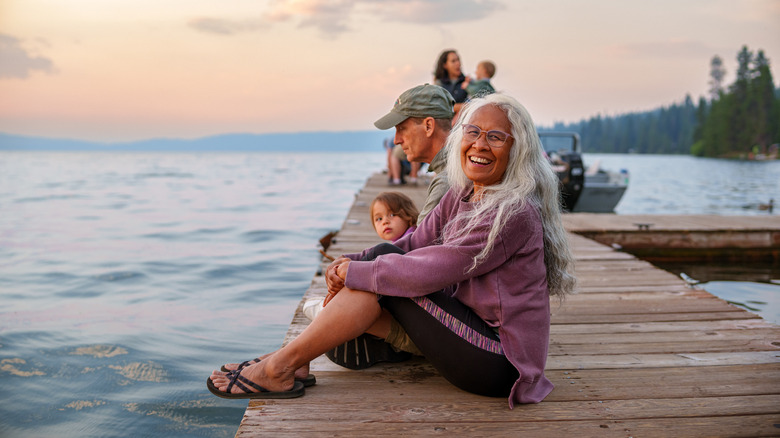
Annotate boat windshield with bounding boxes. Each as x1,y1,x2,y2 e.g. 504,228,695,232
539,132,579,154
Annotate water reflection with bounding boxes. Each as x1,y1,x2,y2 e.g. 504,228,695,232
653,261,780,325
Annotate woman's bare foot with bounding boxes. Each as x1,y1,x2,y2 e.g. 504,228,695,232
221,352,272,372
222,352,311,382
293,362,310,381
210,356,296,394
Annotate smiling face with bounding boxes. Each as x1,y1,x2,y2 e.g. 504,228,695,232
371,200,410,241
460,105,514,195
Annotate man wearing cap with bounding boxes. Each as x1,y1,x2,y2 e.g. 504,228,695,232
374,84,455,222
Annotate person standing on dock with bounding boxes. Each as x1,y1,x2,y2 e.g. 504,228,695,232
208,93,577,408
374,83,454,222
432,49,468,114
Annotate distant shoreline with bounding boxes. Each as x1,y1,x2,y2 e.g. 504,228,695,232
0,130,390,152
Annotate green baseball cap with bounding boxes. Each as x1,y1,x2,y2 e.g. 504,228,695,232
374,84,455,130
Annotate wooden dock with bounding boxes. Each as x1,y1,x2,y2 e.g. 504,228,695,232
562,213,780,263
235,173,780,437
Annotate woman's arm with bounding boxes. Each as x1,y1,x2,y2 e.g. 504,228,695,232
325,257,350,294
345,202,540,298
324,258,350,305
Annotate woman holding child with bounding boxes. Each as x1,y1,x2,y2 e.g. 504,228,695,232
433,49,468,109
208,93,576,407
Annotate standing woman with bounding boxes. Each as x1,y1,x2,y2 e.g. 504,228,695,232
433,49,468,114
208,93,577,408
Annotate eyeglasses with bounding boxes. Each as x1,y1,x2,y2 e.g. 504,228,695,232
461,124,513,148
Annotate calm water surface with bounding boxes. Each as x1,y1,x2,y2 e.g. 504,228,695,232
0,151,777,437
1,152,384,437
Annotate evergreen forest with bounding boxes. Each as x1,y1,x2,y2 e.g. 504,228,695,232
546,45,780,158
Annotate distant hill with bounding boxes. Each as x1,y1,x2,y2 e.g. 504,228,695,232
0,131,391,152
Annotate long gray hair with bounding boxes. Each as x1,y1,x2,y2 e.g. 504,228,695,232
444,93,576,298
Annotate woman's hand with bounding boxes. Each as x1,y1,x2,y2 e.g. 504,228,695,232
324,257,350,306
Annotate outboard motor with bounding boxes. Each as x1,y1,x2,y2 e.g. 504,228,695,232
555,150,584,211
539,131,585,212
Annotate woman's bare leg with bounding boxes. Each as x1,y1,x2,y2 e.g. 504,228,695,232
366,309,392,338
222,311,391,378
210,287,383,394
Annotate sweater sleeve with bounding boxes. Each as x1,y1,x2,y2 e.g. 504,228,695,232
345,193,525,297
497,207,553,407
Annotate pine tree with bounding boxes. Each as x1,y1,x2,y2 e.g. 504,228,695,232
730,46,754,153
693,97,709,142
708,55,726,101
680,95,697,151
750,50,779,150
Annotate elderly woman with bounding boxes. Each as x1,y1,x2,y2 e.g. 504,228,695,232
208,93,576,407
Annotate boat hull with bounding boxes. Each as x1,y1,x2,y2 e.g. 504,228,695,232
572,176,627,213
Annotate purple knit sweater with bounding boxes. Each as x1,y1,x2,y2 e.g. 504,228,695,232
344,186,553,408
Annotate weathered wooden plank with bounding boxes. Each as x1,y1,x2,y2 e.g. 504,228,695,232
572,284,696,294
552,297,737,314
546,351,780,369
549,339,778,355
562,213,780,232
546,363,780,400
550,328,780,344
237,415,780,438
551,311,760,324
245,395,780,423
560,288,710,300
550,318,776,334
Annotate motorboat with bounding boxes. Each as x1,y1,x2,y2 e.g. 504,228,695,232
539,131,628,213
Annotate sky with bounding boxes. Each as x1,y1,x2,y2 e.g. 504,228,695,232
1,0,779,143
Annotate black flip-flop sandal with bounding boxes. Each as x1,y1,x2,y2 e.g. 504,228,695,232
220,358,316,387
207,368,305,399
326,333,411,370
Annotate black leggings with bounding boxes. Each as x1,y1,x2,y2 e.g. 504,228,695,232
362,243,518,397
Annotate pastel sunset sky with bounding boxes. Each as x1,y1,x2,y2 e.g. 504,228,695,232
2,0,779,142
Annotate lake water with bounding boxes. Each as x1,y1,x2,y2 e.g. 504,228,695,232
589,153,778,216
1,151,778,437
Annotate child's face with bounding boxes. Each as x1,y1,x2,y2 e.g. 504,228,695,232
476,64,488,80
372,201,410,241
